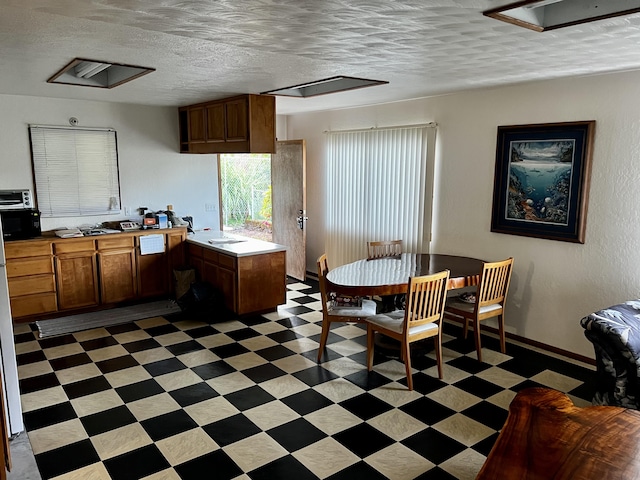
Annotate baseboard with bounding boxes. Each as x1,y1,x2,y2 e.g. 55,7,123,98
444,316,595,366
301,274,594,366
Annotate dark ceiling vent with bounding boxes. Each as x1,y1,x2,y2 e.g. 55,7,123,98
484,0,640,32
48,58,155,89
261,76,388,97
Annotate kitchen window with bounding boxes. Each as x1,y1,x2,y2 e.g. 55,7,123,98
29,125,121,217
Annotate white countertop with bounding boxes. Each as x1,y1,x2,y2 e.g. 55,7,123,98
186,231,287,257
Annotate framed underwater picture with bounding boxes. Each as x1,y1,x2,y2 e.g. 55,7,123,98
490,121,595,243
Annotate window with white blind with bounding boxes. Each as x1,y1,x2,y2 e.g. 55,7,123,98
326,125,436,267
29,126,121,217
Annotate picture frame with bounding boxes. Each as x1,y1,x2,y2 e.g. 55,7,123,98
490,121,595,243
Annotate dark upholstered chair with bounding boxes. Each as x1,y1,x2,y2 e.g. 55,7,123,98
580,300,640,409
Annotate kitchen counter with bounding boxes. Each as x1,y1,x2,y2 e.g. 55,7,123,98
186,231,287,257
5,227,188,320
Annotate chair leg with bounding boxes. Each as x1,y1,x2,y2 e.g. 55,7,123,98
434,335,443,379
463,316,469,339
474,318,483,362
498,314,506,354
317,319,330,363
367,325,375,371
402,341,413,390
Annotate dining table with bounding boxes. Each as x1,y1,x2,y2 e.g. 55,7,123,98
325,253,486,296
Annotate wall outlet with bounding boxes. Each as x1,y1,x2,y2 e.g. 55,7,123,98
124,207,131,216
205,203,215,212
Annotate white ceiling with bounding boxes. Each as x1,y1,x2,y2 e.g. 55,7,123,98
2,0,640,115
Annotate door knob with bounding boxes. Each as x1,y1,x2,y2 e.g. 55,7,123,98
297,210,308,230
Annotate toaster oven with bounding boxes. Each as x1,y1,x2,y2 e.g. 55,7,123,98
0,189,34,210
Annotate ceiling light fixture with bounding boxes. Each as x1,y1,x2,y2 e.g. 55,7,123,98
484,0,640,32
48,58,155,89
74,61,112,79
261,76,388,98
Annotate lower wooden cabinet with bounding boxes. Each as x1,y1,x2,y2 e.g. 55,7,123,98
5,228,187,320
217,265,237,313
9,293,57,319
5,242,57,317
187,243,285,315
137,251,168,298
55,251,100,311
96,236,137,304
98,252,137,304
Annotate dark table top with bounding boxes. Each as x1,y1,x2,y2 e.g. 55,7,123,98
325,253,485,296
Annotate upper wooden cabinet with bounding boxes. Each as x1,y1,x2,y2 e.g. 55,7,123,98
179,94,276,154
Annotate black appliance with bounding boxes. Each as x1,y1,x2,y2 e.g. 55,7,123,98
0,209,41,241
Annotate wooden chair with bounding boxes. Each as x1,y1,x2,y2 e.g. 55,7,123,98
366,270,450,390
317,254,377,362
444,257,514,362
367,240,403,260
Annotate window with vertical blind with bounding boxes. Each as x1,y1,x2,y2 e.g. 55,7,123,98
29,125,121,217
326,125,436,267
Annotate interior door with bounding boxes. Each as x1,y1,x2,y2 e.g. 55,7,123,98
272,140,306,281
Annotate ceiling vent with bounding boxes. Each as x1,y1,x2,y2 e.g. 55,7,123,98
261,76,388,97
484,0,640,32
48,58,155,89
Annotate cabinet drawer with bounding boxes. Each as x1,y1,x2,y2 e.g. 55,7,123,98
10,292,58,318
97,236,134,250
203,249,219,264
4,241,52,259
9,274,56,296
188,244,204,259
6,256,54,278
54,240,96,254
218,253,236,269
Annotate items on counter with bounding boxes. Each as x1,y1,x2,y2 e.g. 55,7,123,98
54,228,83,238
51,206,194,239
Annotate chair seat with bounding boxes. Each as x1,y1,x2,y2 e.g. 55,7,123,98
368,310,439,336
328,298,377,317
446,299,503,314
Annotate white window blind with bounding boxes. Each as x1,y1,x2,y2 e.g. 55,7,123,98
326,125,435,267
29,126,121,217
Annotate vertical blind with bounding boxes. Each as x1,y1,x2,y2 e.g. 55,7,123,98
326,125,434,267
29,126,121,217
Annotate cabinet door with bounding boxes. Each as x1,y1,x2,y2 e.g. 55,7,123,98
98,249,137,304
137,253,168,298
206,103,226,142
56,252,99,310
217,266,237,313
188,106,206,143
166,230,187,295
167,231,186,270
225,98,248,142
202,260,218,287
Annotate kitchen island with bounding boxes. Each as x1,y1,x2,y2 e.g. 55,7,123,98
186,232,287,316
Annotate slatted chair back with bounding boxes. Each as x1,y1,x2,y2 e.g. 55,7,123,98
476,257,513,313
317,254,331,316
367,240,403,260
404,270,450,335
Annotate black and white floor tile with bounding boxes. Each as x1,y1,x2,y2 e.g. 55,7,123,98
13,278,597,479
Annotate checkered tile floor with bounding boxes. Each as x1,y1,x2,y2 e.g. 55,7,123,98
14,278,597,480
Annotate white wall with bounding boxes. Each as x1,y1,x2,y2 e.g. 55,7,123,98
286,69,640,359
0,94,221,231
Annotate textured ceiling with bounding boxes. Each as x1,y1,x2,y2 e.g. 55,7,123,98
2,0,640,114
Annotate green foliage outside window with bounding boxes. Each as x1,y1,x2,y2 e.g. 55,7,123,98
220,154,272,227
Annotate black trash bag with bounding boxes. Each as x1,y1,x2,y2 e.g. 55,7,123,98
173,267,196,301
176,281,229,322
